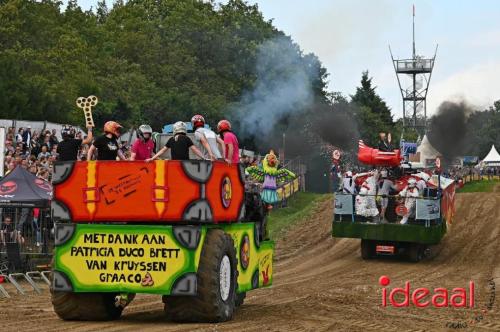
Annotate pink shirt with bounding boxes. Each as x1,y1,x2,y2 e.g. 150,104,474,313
223,132,239,164
131,139,155,160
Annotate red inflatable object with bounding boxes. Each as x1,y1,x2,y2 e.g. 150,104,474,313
358,141,402,167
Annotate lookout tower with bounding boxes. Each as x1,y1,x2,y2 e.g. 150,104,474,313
390,5,437,135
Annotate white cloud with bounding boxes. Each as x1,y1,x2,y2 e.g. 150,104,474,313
428,61,500,114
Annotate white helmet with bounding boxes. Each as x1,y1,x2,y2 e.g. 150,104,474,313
408,178,417,187
346,171,353,177
359,187,368,195
173,121,187,135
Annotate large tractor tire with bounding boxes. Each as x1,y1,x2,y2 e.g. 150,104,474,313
51,291,123,321
164,229,238,323
361,239,375,260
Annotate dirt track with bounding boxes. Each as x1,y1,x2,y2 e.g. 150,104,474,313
1,192,500,331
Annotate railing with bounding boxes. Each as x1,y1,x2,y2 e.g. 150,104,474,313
395,58,434,72
334,192,442,227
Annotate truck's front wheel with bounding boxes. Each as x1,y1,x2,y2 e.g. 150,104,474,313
51,291,123,321
164,229,237,322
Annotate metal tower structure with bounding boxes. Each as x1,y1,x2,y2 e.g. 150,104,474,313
390,5,438,135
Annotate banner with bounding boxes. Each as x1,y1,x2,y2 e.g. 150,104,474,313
334,194,354,215
416,199,440,220
54,224,202,294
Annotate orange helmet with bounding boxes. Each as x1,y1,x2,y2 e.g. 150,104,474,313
103,121,123,137
217,119,231,133
191,115,205,129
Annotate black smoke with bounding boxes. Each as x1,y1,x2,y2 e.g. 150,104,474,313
427,101,473,166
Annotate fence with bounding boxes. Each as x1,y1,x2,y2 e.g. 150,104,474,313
0,207,53,256
0,207,52,297
334,190,442,227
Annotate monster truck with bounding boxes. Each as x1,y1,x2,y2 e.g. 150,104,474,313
50,160,273,322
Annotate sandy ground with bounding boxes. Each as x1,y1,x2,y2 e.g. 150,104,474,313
1,191,500,332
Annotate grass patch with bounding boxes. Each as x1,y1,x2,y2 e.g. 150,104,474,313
457,180,499,193
267,192,331,240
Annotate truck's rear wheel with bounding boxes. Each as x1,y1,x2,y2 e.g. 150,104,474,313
408,243,424,262
51,291,123,321
361,239,374,259
164,229,237,322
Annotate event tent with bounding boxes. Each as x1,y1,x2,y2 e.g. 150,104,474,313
481,145,500,166
0,166,52,207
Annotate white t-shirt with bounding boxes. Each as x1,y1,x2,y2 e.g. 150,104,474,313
194,127,222,159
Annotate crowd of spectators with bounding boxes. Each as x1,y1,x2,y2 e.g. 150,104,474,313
1,125,133,253
3,126,131,181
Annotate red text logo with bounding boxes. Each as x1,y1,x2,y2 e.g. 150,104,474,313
379,275,474,308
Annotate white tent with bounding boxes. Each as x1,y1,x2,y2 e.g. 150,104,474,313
416,134,440,167
481,145,500,166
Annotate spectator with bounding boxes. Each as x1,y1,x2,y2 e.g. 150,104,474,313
5,139,15,154
0,215,15,246
16,127,24,144
50,129,59,146
38,145,51,160
22,126,32,150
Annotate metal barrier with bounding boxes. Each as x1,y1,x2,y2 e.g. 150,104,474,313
334,192,442,227
0,274,10,298
0,270,50,297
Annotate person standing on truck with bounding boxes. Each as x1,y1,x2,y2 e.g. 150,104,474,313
217,119,239,164
147,121,204,161
377,169,398,223
57,125,93,161
399,177,420,224
130,124,155,161
87,121,126,161
378,132,393,152
191,115,225,161
415,172,430,196
342,171,371,194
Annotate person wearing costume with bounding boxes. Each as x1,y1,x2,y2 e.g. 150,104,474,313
399,177,420,224
246,150,296,205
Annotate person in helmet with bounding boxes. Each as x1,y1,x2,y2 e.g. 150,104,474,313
399,177,420,224
87,121,125,161
130,124,155,161
191,115,225,161
147,121,204,161
217,119,239,164
377,168,398,223
415,172,430,196
57,125,93,161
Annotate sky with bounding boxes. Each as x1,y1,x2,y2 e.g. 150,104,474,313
71,0,500,118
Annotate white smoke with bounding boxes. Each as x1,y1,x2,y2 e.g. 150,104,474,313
233,36,316,139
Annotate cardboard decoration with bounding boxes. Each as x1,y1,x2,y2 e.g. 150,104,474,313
76,95,98,127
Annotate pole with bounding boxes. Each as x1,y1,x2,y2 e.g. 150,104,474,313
412,4,416,59
282,132,286,161
0,127,5,177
